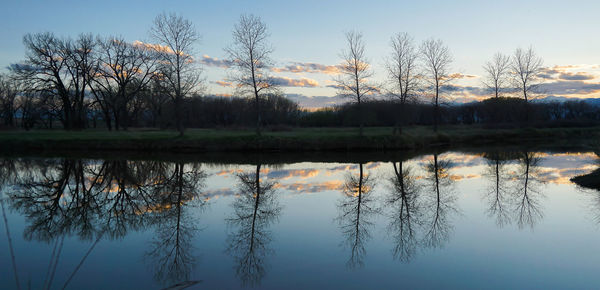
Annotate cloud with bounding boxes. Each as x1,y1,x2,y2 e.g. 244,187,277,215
558,72,595,81
133,40,174,54
272,62,341,75
449,73,478,79
270,76,320,87
200,55,233,68
539,80,600,95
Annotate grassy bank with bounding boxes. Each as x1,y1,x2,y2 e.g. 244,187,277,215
0,125,598,153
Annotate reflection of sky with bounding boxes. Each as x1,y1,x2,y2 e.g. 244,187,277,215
3,152,600,289
201,152,599,200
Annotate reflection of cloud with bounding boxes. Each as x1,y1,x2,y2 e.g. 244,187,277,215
267,169,320,180
274,180,343,193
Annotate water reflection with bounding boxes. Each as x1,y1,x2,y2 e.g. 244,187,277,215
336,163,378,268
5,159,207,288
226,164,282,287
482,151,511,227
512,152,545,229
422,154,457,249
385,161,422,262
0,150,598,288
145,162,206,286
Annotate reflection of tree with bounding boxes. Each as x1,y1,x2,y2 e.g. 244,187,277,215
336,163,377,268
226,164,281,287
385,161,422,262
482,152,511,227
511,152,544,229
422,154,456,249
6,159,207,287
146,162,206,287
9,159,98,241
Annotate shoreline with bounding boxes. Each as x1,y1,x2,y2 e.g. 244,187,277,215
0,126,597,155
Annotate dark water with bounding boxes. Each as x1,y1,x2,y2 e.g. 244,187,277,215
1,150,600,289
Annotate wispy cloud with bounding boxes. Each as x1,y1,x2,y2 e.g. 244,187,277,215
270,76,320,87
200,54,234,68
272,62,341,75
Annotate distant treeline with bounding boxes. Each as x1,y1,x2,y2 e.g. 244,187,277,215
1,80,598,130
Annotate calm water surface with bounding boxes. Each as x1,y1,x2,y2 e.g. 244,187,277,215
1,150,600,289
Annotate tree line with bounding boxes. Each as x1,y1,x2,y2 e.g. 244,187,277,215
0,13,597,133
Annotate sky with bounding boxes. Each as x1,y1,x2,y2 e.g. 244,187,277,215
1,0,600,108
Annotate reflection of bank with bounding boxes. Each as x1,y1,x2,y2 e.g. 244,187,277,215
4,159,207,289
226,164,282,287
571,152,600,190
337,163,377,268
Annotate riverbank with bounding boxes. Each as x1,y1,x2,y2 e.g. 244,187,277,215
0,126,598,154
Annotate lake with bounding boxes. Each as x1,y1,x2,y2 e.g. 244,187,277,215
1,149,599,289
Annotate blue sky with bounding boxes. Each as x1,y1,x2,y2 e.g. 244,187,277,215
2,0,600,107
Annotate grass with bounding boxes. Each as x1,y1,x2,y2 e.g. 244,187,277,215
0,125,598,153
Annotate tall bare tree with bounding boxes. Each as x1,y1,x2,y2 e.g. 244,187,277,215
335,31,377,136
483,52,511,99
225,14,276,135
385,32,420,135
511,47,543,104
150,12,201,136
420,39,453,132
89,37,158,130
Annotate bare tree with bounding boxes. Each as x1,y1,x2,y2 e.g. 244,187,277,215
483,52,511,99
335,31,377,136
511,47,543,104
89,36,158,130
225,14,277,135
385,32,420,135
11,33,96,130
150,12,201,136
420,38,453,132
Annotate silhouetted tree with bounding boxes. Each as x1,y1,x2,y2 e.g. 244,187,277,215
483,52,511,99
0,73,18,126
335,31,377,136
89,36,158,130
385,33,420,135
150,12,202,136
11,33,96,130
420,39,453,132
511,47,543,104
225,14,277,136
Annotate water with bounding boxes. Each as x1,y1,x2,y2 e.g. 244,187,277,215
1,150,599,289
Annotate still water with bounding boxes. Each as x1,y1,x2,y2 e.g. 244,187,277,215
1,150,599,289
